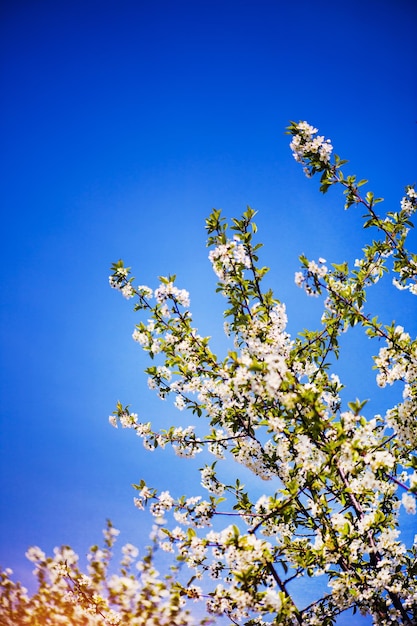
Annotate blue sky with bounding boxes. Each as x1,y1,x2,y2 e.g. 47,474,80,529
1,0,416,623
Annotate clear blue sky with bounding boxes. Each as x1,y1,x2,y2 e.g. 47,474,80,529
1,1,416,623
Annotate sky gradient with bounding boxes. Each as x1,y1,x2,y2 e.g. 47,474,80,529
1,1,416,623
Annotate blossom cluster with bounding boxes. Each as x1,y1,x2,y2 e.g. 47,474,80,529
400,186,417,217
288,121,333,176
208,237,251,283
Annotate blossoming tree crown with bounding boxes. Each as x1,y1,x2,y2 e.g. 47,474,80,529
1,121,416,626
